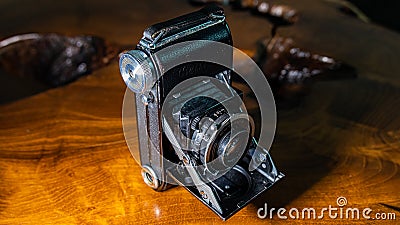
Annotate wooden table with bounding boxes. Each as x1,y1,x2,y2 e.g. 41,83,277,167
0,0,399,224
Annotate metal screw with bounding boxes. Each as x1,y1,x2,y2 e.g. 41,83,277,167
172,92,181,98
200,191,208,199
262,163,267,169
259,153,266,162
141,93,154,105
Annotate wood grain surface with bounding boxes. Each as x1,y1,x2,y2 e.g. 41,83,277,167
0,0,399,224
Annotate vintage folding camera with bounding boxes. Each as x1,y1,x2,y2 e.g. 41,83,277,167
119,5,283,220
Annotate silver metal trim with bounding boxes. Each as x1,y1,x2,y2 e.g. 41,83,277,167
139,14,225,50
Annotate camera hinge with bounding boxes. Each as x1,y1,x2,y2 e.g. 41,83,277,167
162,116,223,213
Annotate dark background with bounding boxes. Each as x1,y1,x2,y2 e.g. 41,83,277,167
347,0,400,32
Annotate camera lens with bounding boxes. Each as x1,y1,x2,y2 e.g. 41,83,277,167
178,96,252,174
217,129,250,166
204,116,252,173
119,50,156,93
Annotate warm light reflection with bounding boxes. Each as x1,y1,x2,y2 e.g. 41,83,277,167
153,205,161,218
